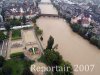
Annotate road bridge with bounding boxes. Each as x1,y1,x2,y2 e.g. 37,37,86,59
40,14,61,18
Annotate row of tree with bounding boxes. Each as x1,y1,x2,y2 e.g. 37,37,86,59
9,15,27,26
70,23,100,48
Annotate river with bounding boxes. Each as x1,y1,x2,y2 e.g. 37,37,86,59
37,0,100,75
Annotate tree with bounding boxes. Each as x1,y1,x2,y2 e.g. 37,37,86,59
1,8,5,21
34,25,43,35
43,50,62,66
2,65,12,75
4,23,11,32
0,31,7,42
90,35,99,46
61,61,73,75
32,18,36,24
0,56,5,67
22,15,26,25
46,36,54,50
10,17,21,26
97,40,100,48
15,19,21,26
4,23,11,36
10,18,16,26
0,69,3,75
71,23,80,32
78,27,88,37
40,36,43,41
22,68,33,75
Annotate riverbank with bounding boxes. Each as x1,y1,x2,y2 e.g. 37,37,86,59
51,0,100,49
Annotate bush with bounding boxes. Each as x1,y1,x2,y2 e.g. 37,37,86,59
97,40,100,48
0,56,5,67
78,27,88,37
90,35,100,48
66,17,71,23
0,31,7,41
34,25,43,35
85,30,93,40
71,23,80,32
36,29,43,35
10,52,25,59
90,35,99,46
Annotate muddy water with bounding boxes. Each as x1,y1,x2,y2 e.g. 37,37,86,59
37,0,100,75
39,4,58,14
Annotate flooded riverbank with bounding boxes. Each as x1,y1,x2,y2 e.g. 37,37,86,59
37,17,100,75
38,0,100,75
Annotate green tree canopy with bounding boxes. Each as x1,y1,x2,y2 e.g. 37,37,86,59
22,68,33,75
4,23,11,32
0,31,7,41
10,17,21,26
2,65,12,75
41,49,63,66
22,15,26,25
46,36,54,50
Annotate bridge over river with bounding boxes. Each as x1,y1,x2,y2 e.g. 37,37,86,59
39,2,51,5
39,1,59,18
37,0,100,75
40,14,61,18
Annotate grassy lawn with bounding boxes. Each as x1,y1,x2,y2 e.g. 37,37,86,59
3,59,34,75
12,30,21,40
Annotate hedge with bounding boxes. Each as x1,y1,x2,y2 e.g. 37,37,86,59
10,52,25,59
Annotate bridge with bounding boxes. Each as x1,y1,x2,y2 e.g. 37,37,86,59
39,14,61,18
39,2,52,5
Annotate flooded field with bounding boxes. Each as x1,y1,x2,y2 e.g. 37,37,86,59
23,29,38,49
10,40,23,54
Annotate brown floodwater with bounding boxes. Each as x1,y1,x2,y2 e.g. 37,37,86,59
39,4,58,14
37,0,100,75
